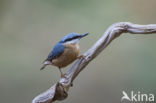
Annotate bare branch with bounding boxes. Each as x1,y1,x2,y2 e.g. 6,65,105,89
32,22,156,103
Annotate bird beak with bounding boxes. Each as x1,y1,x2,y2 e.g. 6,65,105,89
81,32,89,38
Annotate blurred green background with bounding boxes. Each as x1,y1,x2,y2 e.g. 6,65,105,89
0,0,156,103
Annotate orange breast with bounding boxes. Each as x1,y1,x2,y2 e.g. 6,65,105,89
52,43,80,68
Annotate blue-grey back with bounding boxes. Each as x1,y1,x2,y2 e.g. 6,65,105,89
46,43,65,61
59,32,81,43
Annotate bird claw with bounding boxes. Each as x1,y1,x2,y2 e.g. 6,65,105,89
70,82,73,87
61,73,67,78
77,55,85,59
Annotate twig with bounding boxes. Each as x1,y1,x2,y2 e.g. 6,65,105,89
32,22,156,103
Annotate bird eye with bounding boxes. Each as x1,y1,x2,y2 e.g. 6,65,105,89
65,36,80,42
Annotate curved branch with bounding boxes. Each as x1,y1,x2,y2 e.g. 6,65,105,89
32,22,156,103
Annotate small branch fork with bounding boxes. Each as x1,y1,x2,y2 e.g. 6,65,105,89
32,22,156,103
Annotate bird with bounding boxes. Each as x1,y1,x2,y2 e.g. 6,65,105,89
40,32,89,77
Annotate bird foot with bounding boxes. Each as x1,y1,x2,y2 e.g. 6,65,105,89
70,82,73,87
61,73,67,78
77,55,85,59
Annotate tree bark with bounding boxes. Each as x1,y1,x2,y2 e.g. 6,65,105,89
32,22,156,103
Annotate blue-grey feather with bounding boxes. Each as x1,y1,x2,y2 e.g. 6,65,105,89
59,32,81,43
46,43,65,61
46,32,88,61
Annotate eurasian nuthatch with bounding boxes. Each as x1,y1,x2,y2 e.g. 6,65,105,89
40,32,89,77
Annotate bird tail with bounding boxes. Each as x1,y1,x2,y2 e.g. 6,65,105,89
40,61,52,70
40,64,47,70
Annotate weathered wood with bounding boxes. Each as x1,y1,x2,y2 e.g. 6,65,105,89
32,22,156,103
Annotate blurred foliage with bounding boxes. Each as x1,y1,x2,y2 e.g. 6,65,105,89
0,0,156,103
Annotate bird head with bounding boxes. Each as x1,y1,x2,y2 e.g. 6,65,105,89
59,32,89,44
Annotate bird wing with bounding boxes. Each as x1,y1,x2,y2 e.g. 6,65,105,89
46,43,65,61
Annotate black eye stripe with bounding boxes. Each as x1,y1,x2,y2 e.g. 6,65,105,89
65,36,81,42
